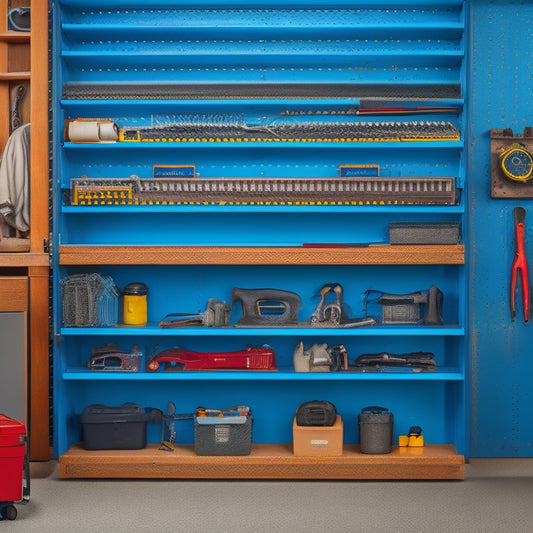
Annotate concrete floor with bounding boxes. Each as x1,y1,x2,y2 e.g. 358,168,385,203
2,458,533,532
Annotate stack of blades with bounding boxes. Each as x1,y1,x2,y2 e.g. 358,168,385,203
62,82,462,101
120,117,460,143
70,176,457,206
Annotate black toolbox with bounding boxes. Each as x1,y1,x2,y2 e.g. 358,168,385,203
80,403,149,450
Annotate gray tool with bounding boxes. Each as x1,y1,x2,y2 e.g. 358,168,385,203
159,298,231,328
232,288,301,326
365,285,444,325
353,351,436,371
293,342,348,372
307,283,377,328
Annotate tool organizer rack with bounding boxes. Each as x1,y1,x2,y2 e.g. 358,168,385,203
52,0,468,479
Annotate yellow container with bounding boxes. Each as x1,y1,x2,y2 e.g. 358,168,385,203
408,434,425,447
398,435,409,447
123,283,148,325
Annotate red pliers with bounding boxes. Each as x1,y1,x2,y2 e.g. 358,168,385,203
511,207,530,322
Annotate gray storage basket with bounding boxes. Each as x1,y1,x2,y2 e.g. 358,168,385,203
389,222,460,245
61,273,118,327
358,406,393,454
194,414,253,456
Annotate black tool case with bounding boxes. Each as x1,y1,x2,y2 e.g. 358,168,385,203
80,403,148,450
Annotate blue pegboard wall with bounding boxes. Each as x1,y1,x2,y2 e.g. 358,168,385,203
470,0,533,457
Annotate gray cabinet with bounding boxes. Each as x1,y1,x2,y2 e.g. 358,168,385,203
0,312,26,422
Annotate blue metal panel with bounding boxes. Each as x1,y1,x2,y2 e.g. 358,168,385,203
469,0,533,457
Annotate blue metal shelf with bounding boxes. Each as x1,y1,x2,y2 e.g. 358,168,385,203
61,24,464,41
61,51,464,67
59,0,464,8
63,141,464,150
61,204,465,215
60,324,465,336
63,367,464,381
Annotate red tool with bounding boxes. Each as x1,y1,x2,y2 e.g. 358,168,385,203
511,207,530,322
147,346,277,371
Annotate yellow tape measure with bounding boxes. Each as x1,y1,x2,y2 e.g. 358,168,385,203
499,143,533,182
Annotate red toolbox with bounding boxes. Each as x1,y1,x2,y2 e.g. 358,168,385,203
0,414,27,521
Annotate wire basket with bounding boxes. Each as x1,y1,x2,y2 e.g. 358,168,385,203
61,273,118,327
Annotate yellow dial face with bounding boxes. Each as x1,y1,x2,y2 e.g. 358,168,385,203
500,144,533,182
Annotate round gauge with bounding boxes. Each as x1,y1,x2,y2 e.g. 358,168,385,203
499,144,533,182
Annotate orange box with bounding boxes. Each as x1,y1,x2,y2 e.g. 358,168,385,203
292,415,343,456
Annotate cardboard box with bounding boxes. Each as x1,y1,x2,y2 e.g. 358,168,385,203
293,415,343,456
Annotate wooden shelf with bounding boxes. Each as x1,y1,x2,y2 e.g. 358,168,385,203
59,443,464,480
0,31,30,43
0,252,49,267
59,244,465,266
0,71,31,81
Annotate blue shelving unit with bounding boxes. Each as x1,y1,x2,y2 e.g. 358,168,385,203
52,0,469,478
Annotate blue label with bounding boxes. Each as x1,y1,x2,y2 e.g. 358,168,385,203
153,165,195,178
340,165,379,177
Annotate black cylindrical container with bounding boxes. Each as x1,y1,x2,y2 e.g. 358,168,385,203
123,282,148,296
358,406,393,454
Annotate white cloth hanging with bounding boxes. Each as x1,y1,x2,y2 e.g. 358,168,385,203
0,123,31,237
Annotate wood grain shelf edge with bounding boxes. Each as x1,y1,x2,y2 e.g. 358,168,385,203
60,443,464,480
59,244,465,265
0,252,49,267
0,31,31,43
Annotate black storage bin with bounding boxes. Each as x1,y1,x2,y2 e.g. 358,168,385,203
194,413,253,456
358,406,393,454
80,403,148,450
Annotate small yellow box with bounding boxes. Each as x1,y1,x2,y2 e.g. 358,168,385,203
292,415,343,457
